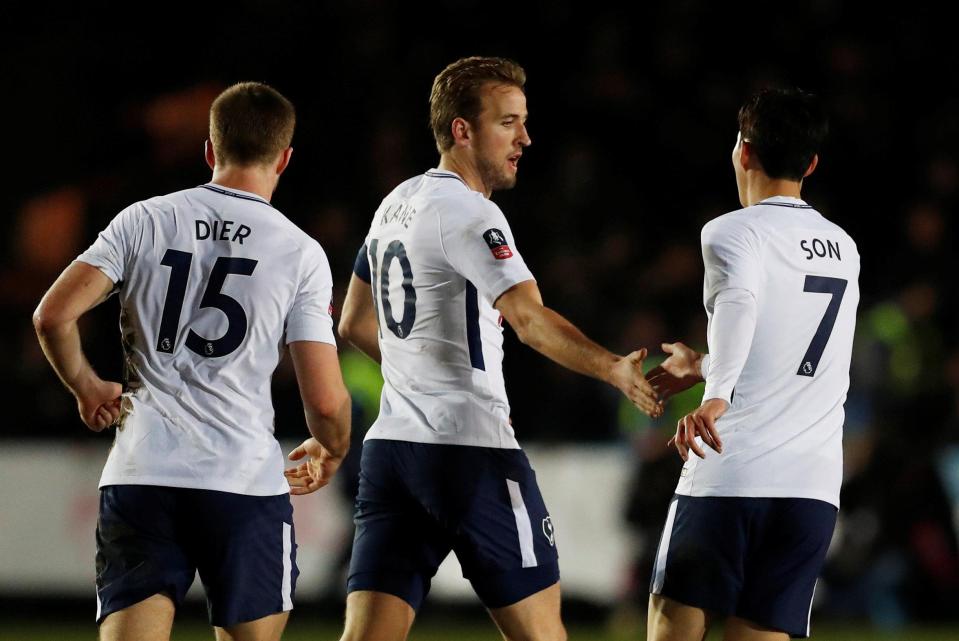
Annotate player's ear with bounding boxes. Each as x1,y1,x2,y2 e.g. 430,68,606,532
451,117,471,147
276,147,293,176
737,140,752,172
803,154,819,178
204,140,216,170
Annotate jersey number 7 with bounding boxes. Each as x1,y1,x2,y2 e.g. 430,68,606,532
797,275,847,377
155,249,258,358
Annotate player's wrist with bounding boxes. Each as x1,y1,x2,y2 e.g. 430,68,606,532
605,354,625,387
71,370,103,400
696,353,709,381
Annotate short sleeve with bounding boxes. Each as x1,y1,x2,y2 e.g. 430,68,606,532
285,241,337,346
353,243,371,283
701,216,763,310
76,204,141,284
440,199,534,305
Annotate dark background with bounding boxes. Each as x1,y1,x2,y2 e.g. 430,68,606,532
3,1,958,627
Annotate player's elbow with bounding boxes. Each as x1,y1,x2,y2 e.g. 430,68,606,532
501,306,540,348
307,386,351,422
32,301,66,337
337,314,356,342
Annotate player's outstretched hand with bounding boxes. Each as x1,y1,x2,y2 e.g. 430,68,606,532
669,398,727,461
77,379,123,432
647,342,705,402
610,348,663,418
286,437,344,496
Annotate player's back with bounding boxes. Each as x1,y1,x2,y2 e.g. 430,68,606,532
79,184,334,495
359,170,534,449
677,196,860,507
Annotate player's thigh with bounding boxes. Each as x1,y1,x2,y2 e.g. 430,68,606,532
646,593,710,641
96,486,195,627
99,592,176,641
452,447,560,611
736,498,837,638
648,495,746,618
347,440,453,612
722,616,789,641
487,582,565,641
340,590,416,641
187,490,298,630
215,611,289,641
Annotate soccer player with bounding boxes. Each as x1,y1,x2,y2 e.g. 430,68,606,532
330,56,660,641
32,82,351,641
644,88,860,640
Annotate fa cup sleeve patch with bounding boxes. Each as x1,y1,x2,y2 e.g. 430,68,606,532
483,228,513,259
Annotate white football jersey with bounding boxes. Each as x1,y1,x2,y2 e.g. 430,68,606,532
675,196,860,508
357,169,535,448
77,183,336,496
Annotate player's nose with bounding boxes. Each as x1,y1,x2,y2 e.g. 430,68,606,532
518,123,531,147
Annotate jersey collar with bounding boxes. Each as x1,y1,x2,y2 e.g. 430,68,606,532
424,168,470,189
757,195,812,209
200,183,275,209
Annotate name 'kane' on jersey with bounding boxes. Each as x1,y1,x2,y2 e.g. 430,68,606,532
676,196,860,508
77,184,336,496
355,169,534,449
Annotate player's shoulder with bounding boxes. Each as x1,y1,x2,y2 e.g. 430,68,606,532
433,187,505,232
702,206,760,242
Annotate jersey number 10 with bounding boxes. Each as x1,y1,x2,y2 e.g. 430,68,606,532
155,249,258,358
369,239,417,339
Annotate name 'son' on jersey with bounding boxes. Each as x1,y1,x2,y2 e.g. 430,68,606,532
196,219,252,245
800,237,841,261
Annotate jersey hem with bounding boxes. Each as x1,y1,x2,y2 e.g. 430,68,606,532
98,476,290,497
363,433,521,450
673,487,839,509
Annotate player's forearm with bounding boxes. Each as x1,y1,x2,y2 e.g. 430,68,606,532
514,305,619,383
343,320,382,364
703,288,758,403
303,392,352,459
33,317,98,398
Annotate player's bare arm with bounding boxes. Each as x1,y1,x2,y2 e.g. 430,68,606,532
338,273,381,363
647,341,706,401
33,261,122,431
494,279,662,417
285,341,352,495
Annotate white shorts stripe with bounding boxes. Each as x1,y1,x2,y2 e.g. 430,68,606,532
806,578,818,636
651,497,679,594
281,522,293,611
95,589,102,621
506,479,538,568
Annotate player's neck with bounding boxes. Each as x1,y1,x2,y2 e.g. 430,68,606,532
437,154,491,198
209,167,278,202
745,175,803,207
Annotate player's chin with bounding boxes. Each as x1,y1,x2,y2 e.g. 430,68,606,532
494,171,518,191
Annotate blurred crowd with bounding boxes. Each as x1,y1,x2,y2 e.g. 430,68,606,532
2,0,957,628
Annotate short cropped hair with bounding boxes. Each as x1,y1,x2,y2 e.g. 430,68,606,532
429,56,526,153
209,82,295,166
737,87,828,181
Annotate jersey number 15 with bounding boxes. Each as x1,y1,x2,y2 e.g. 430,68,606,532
155,249,258,358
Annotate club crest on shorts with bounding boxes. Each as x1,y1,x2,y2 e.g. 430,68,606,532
483,228,513,259
542,515,555,546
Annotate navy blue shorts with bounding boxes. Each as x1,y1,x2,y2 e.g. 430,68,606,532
650,495,837,638
347,440,559,610
95,485,297,627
